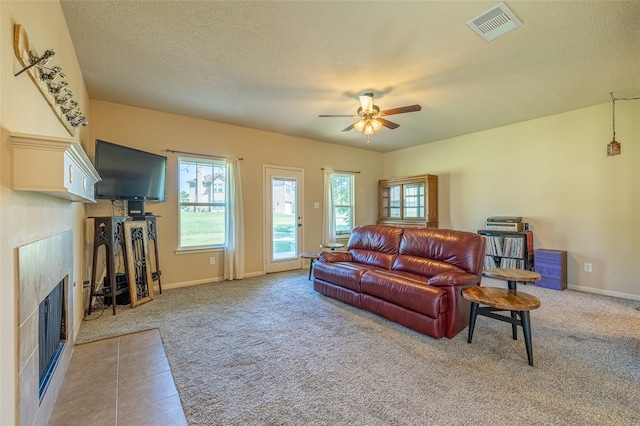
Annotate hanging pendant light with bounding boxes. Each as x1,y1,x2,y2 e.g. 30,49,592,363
607,92,621,157
606,92,640,156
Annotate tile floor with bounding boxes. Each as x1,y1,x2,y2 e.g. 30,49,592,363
48,329,187,426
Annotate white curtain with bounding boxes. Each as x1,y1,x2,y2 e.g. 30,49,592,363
322,168,336,244
224,158,245,280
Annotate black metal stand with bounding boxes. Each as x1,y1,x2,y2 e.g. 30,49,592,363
87,217,128,315
132,215,162,293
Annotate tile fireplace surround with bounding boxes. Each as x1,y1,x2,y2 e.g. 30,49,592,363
18,230,74,426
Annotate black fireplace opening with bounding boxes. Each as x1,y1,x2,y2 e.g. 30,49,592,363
38,279,67,399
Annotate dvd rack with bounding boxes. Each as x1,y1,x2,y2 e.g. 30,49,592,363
478,229,532,271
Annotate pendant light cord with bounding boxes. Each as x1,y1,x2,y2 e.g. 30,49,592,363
610,92,640,140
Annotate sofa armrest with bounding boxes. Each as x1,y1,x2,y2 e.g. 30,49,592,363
427,272,481,288
319,251,353,263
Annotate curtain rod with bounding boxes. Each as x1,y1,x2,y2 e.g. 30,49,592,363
321,168,361,174
165,149,243,161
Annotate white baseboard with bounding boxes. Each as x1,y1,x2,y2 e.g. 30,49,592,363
156,270,266,291
567,284,640,302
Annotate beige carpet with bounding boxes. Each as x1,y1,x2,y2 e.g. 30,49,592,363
78,270,640,425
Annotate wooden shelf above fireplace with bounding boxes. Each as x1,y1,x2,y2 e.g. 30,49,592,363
11,132,101,203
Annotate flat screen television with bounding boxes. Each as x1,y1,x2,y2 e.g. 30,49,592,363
94,140,167,213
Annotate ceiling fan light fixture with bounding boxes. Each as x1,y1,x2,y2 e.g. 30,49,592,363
359,93,374,113
363,120,375,135
319,91,422,141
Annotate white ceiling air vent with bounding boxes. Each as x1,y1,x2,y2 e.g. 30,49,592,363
467,2,522,42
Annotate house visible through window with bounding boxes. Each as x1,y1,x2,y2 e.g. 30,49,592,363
178,157,226,248
333,173,355,236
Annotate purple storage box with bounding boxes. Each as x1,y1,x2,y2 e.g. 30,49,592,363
534,249,567,290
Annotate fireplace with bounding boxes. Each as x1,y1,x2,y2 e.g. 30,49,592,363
18,231,74,426
38,279,67,398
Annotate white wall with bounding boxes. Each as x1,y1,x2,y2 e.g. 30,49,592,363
383,101,640,299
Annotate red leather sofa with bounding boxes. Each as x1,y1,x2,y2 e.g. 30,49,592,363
313,225,485,339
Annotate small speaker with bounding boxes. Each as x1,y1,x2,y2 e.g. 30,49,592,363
127,200,144,216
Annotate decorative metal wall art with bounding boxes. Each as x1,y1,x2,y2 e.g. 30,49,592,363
13,24,87,136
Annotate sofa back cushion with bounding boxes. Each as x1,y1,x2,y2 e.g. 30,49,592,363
347,225,404,269
393,228,485,277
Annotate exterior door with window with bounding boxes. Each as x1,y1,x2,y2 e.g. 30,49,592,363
264,166,303,273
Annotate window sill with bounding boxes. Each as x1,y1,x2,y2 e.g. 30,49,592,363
175,247,224,255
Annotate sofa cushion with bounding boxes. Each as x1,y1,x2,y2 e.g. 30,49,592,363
394,227,485,276
347,224,404,269
319,251,353,263
313,261,369,292
360,270,447,318
393,255,464,279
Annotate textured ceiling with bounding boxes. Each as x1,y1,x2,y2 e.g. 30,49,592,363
60,1,640,153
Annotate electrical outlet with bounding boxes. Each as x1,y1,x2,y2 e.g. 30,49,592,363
584,263,592,272
209,256,215,265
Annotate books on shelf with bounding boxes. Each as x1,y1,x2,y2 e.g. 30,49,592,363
483,256,525,269
483,235,525,258
479,228,532,271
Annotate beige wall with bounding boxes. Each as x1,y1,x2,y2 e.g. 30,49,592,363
85,100,383,286
2,1,638,424
384,101,640,299
1,1,91,424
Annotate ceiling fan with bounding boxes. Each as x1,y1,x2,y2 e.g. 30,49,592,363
319,92,421,136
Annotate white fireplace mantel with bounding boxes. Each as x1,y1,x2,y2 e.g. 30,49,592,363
11,132,101,203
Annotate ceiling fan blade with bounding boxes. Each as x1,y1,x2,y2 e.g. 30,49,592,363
319,114,356,117
341,123,356,132
378,104,422,116
378,118,400,129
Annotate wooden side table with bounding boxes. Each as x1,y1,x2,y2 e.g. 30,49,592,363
462,286,541,366
300,252,320,280
484,267,541,290
320,242,344,251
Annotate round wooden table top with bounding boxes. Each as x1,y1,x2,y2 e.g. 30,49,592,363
320,242,344,250
462,286,541,311
299,251,320,259
484,268,541,283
